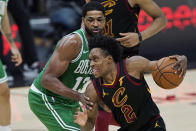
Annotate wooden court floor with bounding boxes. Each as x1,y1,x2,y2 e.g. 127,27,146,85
10,69,196,131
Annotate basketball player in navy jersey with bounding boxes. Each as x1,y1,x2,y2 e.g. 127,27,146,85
85,0,167,130
74,35,187,131
85,0,167,58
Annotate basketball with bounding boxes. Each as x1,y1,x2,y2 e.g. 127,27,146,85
152,57,184,89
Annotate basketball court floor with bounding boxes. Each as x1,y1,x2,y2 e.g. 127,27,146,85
11,69,196,131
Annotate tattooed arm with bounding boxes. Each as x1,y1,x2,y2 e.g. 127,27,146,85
0,5,22,66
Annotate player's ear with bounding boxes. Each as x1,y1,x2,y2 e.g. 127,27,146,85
107,55,113,64
103,16,106,22
82,17,84,22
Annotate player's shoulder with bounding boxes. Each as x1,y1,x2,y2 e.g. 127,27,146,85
127,56,146,63
134,0,151,5
58,33,82,49
126,56,147,70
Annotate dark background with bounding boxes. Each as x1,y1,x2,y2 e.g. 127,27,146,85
139,0,196,68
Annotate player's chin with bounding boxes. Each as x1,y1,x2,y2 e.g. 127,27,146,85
92,31,101,36
93,73,100,78
91,33,99,37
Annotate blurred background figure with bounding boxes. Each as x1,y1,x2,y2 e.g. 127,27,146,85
0,0,22,130
0,0,41,87
46,0,83,44
8,0,40,71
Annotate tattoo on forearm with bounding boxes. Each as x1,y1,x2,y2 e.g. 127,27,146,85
5,33,14,44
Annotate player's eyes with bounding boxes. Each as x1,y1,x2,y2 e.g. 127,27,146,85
87,19,93,22
98,18,103,22
93,57,98,62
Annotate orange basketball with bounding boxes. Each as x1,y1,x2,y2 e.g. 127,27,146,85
152,57,184,89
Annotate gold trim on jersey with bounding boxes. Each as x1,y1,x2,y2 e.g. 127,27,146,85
102,89,109,98
102,74,115,85
119,76,125,86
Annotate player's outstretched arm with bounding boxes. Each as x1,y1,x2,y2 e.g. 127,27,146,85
125,56,156,79
126,55,187,79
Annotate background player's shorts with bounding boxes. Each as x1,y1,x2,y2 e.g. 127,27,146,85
0,60,8,84
28,84,81,131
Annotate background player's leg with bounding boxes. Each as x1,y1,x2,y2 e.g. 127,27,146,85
108,112,119,126
95,108,119,131
0,59,11,130
0,82,11,130
95,110,109,131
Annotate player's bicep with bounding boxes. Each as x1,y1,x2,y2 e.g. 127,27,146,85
127,56,156,73
44,35,81,77
45,50,69,77
144,60,157,73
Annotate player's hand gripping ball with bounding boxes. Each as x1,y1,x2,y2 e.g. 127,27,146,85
152,57,184,89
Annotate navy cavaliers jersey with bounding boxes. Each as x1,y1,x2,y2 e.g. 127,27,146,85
91,0,141,58
93,60,160,130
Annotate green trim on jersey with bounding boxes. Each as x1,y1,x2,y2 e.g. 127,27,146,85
0,59,7,84
0,0,8,2
33,28,92,105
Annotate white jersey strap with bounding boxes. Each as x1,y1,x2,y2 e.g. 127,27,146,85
0,0,8,16
0,0,8,27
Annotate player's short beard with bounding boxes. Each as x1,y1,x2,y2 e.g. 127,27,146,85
85,25,101,37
